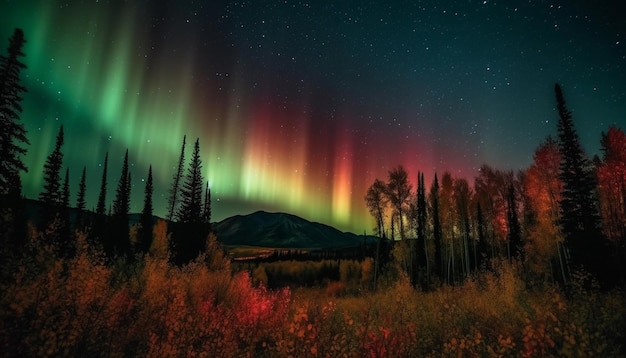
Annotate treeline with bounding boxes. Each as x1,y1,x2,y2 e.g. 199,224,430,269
0,28,213,265
365,84,625,290
12,118,211,265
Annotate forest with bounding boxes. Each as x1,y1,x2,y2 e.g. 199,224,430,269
2,28,626,356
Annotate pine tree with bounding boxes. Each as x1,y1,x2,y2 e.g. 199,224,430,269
96,152,108,215
39,126,64,206
73,166,87,229
173,138,206,263
177,138,203,224
0,28,29,197
76,166,86,211
416,172,429,284
202,181,211,225
430,173,443,281
168,135,186,221
61,168,70,208
554,83,605,281
58,167,72,254
110,149,131,256
138,165,154,253
113,150,130,217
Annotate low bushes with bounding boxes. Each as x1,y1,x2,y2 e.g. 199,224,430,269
1,224,624,357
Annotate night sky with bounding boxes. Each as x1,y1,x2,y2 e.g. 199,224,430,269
1,0,625,233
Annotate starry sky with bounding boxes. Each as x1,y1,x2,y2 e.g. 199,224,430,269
1,0,625,233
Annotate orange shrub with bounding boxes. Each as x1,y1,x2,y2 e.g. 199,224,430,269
1,223,624,357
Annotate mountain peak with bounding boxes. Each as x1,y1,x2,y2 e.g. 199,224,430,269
213,211,370,249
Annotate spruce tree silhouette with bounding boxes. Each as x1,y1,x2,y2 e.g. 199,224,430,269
173,138,206,264
416,172,429,288
554,83,606,285
76,166,86,211
39,126,65,231
59,167,73,256
96,152,108,215
202,180,211,227
74,166,87,229
430,173,443,281
177,139,203,225
0,28,29,198
92,152,109,251
139,165,154,254
0,28,29,254
110,149,131,257
168,135,186,221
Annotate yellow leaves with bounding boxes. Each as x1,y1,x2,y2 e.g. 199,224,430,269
149,219,170,260
474,331,482,345
3,225,626,357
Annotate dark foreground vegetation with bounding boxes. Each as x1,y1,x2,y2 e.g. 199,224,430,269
1,221,625,357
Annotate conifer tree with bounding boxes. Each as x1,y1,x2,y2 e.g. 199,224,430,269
61,167,70,208
110,149,131,256
58,167,72,254
177,138,203,224
113,150,130,217
430,173,443,281
39,126,64,206
74,166,87,229
92,152,109,249
416,172,429,282
554,83,605,280
0,28,29,197
202,181,211,225
76,166,86,211
173,138,206,263
96,152,108,215
168,135,186,221
138,165,153,253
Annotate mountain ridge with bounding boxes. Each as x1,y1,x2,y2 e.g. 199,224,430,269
213,210,374,249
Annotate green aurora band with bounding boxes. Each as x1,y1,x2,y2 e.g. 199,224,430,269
2,1,388,233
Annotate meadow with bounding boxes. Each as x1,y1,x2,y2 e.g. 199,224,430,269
1,220,625,357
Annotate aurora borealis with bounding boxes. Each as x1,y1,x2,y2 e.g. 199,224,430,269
1,1,625,233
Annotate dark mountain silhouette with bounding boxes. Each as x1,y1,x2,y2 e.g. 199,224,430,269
213,210,374,249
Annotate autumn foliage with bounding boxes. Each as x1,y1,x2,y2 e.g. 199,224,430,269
2,221,625,357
